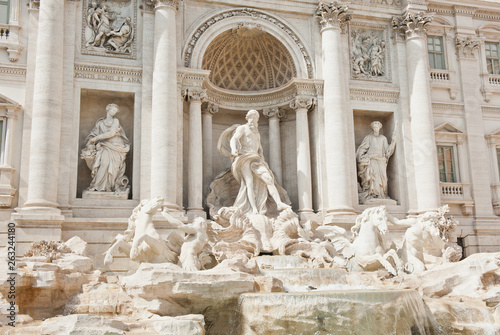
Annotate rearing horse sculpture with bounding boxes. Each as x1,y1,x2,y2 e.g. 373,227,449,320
346,206,403,276
103,197,183,265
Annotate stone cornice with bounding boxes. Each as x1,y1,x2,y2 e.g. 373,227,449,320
392,11,433,40
0,65,26,77
315,1,350,31
453,5,476,17
74,63,142,83
204,78,322,111
350,87,399,104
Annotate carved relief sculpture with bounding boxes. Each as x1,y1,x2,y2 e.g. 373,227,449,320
81,104,131,197
83,0,135,56
350,29,386,79
356,121,396,204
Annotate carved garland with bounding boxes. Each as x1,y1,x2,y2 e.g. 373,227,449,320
183,8,313,79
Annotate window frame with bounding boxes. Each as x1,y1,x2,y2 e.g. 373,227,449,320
427,35,446,70
437,145,458,183
485,41,500,75
0,0,9,25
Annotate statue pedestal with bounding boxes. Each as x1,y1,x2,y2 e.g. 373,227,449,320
362,198,397,206
82,189,130,200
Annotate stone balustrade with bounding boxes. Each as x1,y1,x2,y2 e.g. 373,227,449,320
430,70,450,82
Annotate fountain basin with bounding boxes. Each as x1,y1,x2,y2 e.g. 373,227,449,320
239,289,435,335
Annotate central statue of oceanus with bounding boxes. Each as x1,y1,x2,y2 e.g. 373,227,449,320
217,109,291,215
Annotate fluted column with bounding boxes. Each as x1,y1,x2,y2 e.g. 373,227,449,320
185,88,206,219
23,0,65,214
392,12,441,213
315,2,354,216
202,103,218,198
150,0,180,209
290,97,314,220
263,107,285,185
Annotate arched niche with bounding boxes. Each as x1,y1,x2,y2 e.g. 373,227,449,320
183,7,313,80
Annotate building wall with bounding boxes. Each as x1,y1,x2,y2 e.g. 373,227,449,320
1,0,500,262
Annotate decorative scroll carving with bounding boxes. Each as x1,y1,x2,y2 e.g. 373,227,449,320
315,1,350,30
82,0,137,59
289,97,315,111
183,8,313,79
455,36,480,59
392,12,433,39
144,0,180,10
263,107,285,120
203,103,219,116
184,88,207,102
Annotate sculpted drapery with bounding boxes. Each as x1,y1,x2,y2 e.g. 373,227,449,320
82,104,130,192
356,121,396,203
217,110,290,215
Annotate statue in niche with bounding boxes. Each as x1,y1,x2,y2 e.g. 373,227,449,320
356,121,396,204
217,110,291,215
81,103,130,195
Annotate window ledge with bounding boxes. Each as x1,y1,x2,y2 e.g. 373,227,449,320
429,69,458,99
0,24,22,62
440,182,474,215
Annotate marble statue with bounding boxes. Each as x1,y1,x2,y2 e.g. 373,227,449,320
106,17,133,53
343,206,403,275
103,197,183,265
356,121,396,204
217,110,291,215
162,211,210,271
386,205,458,273
81,103,130,194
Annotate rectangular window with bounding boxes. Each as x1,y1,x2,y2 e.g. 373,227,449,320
497,148,500,179
438,145,457,183
485,42,500,75
0,0,9,25
428,36,445,70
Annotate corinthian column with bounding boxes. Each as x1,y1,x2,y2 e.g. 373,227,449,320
393,12,441,213
22,0,65,215
315,2,354,216
202,103,218,198
263,107,285,185
290,98,315,220
185,88,206,219
150,0,180,209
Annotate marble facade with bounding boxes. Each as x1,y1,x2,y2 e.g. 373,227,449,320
1,0,500,267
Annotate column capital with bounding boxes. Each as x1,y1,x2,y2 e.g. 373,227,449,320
455,36,480,59
392,11,433,40
28,0,40,10
183,88,206,102
315,1,350,31
263,107,286,120
203,102,219,116
144,0,180,11
289,97,315,111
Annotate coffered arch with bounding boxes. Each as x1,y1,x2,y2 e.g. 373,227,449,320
183,8,313,82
